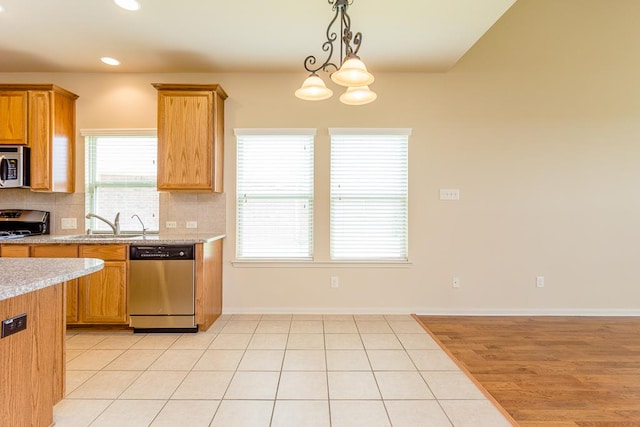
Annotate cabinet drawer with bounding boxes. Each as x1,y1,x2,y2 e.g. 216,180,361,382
79,245,127,261
0,245,30,257
32,244,78,258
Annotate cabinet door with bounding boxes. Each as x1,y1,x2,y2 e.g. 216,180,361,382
0,91,28,145
28,90,53,191
28,89,76,193
31,244,79,323
80,261,127,324
157,90,213,191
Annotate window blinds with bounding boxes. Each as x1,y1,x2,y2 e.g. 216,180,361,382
84,133,159,232
330,130,410,260
236,130,315,259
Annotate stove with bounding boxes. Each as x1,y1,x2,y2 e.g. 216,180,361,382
0,209,50,240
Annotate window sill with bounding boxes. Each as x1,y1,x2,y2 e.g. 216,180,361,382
231,260,412,268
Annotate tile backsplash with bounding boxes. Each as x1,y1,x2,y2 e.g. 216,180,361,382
0,189,226,235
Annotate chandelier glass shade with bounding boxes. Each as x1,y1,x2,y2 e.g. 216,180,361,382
295,0,376,105
295,74,334,100
339,85,377,105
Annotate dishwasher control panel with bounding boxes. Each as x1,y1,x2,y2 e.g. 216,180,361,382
130,244,195,261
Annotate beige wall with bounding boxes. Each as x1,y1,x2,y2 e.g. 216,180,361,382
1,0,638,314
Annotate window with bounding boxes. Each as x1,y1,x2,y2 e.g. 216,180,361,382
83,129,159,233
330,129,410,260
235,129,315,259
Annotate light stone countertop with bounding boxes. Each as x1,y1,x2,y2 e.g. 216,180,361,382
0,233,225,245
0,258,104,301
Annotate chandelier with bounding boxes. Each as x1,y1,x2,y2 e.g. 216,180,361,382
295,0,377,106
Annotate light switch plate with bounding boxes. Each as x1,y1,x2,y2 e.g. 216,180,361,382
440,189,460,201
166,221,177,229
186,221,197,229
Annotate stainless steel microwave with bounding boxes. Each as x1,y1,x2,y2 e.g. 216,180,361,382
0,146,30,188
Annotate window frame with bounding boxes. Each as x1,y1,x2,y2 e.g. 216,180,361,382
81,128,159,234
234,128,316,260
329,128,411,261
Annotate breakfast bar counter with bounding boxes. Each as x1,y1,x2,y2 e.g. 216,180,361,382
0,258,104,427
0,257,104,301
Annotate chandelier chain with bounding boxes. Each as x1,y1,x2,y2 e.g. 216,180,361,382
303,0,361,75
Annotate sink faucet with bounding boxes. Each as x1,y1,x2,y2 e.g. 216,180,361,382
131,214,148,236
86,212,120,235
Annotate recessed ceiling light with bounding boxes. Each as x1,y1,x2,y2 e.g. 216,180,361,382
0,5,5,13
101,57,120,66
114,0,140,11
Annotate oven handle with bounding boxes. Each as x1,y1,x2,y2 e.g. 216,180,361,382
0,155,8,187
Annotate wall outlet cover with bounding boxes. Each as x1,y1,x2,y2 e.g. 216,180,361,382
61,217,77,230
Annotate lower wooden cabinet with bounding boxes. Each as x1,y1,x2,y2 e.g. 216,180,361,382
1,243,128,326
2,239,224,330
78,245,128,325
30,245,80,324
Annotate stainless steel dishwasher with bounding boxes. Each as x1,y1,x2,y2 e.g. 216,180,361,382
129,244,197,332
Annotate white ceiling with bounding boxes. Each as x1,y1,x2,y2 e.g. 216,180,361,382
0,0,516,73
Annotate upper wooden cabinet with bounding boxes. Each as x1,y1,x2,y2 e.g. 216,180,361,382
0,91,27,145
153,83,227,192
0,84,78,193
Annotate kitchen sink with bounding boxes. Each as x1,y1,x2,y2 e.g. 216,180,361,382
53,234,143,240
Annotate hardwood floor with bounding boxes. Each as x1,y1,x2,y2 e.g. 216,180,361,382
416,316,640,427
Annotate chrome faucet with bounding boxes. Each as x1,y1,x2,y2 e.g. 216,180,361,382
86,212,120,235
131,214,148,236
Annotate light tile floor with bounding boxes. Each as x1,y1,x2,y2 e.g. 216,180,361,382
54,314,512,427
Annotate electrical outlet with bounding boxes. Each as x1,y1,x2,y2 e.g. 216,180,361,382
440,189,460,201
186,221,198,229
452,276,460,288
2,313,27,338
331,276,340,289
536,276,545,288
166,221,177,229
61,218,77,230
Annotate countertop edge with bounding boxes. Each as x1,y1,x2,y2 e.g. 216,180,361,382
0,258,104,301
0,234,226,245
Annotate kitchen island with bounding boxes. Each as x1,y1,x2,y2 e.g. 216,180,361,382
0,258,103,427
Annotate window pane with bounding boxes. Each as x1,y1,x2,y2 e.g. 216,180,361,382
236,132,314,259
85,134,159,232
330,133,409,260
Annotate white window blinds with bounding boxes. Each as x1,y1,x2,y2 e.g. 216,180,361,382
330,129,410,260
84,130,159,233
235,129,315,259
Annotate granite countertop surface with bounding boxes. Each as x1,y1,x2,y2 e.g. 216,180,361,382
1,233,226,245
0,258,104,301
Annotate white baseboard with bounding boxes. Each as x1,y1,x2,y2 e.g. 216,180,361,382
222,307,640,316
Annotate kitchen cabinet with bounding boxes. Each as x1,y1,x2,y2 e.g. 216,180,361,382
0,243,127,325
31,244,79,324
153,83,227,192
78,245,128,324
1,238,223,331
0,91,27,145
195,239,223,330
0,84,78,193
